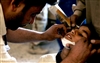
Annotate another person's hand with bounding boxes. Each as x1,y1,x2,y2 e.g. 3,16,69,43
60,47,70,60
70,14,79,27
91,39,100,53
61,37,96,63
43,24,67,41
60,43,74,60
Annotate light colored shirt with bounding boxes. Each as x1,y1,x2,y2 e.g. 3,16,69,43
0,3,17,63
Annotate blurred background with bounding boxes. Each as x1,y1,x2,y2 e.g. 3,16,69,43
8,39,59,63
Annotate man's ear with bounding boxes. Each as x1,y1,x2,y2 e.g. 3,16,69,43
10,0,25,12
10,0,17,12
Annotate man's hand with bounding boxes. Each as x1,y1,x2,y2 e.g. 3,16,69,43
91,39,100,53
70,14,78,27
61,37,96,63
43,24,67,41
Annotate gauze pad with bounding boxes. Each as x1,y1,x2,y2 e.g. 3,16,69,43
61,38,75,48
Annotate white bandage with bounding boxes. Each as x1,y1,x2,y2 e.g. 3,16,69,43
61,38,75,49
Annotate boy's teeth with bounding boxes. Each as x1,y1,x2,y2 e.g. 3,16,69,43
68,35,70,38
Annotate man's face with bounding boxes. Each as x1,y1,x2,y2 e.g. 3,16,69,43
64,26,91,42
5,2,45,30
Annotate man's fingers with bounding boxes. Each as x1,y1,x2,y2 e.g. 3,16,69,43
91,49,96,55
97,49,100,53
88,44,92,49
91,39,100,44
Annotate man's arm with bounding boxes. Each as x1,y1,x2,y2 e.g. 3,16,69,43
6,27,44,43
6,24,67,43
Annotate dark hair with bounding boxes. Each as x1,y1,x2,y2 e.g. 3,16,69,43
12,0,57,13
13,0,57,6
80,24,99,40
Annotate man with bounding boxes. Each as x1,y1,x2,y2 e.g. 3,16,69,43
0,0,67,63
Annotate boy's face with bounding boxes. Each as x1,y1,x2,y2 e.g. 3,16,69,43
64,26,91,42
4,1,45,30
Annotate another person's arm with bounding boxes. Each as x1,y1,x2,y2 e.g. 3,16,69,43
70,0,86,26
6,24,67,43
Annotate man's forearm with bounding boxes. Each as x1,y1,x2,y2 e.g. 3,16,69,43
6,27,45,43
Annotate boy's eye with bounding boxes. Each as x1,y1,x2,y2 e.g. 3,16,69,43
78,33,83,37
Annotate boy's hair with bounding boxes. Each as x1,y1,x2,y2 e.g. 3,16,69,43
81,24,99,39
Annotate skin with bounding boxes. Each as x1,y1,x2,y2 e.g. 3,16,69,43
2,0,44,30
6,24,67,42
0,0,67,42
65,26,91,43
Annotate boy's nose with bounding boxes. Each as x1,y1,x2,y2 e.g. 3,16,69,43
71,30,75,35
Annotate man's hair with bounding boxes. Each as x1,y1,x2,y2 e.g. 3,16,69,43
0,0,57,6
12,0,57,6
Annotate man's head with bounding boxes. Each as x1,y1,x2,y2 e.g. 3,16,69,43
1,0,57,30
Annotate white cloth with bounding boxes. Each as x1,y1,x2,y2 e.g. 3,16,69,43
32,3,51,32
38,53,57,63
0,4,6,35
0,3,17,63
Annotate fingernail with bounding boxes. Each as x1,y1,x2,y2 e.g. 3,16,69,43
72,24,75,27
91,40,95,43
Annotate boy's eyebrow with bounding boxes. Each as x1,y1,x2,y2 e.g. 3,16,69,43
83,30,88,36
